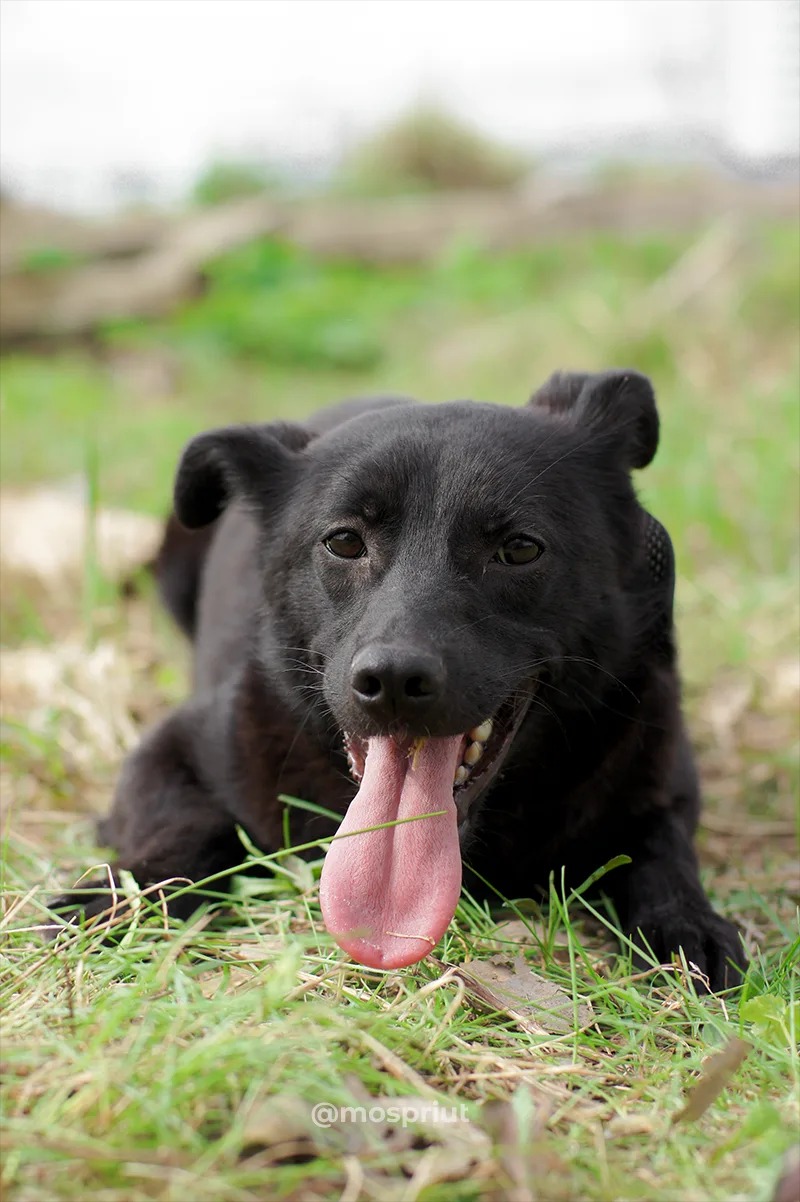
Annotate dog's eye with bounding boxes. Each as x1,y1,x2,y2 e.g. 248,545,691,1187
493,536,543,566
324,530,366,559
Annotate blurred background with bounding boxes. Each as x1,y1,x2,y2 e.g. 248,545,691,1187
0,0,798,848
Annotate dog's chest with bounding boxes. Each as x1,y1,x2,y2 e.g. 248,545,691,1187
230,663,356,851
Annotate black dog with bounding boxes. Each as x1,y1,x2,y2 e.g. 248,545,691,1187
52,371,746,989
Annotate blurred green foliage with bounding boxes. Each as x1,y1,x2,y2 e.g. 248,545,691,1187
191,160,287,206
163,240,396,369
20,246,87,274
97,220,799,381
335,104,528,195
2,218,798,682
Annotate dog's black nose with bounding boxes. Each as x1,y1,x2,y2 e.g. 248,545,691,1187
350,645,446,722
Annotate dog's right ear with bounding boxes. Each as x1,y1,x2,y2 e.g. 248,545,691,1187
528,370,659,470
174,421,312,529
528,371,594,416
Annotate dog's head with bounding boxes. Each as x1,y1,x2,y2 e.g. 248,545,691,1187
174,371,670,968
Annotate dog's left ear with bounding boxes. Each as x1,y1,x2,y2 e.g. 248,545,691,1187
529,369,659,469
174,421,312,529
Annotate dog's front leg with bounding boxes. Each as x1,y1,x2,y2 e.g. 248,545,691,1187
47,703,247,935
604,809,747,992
46,814,245,936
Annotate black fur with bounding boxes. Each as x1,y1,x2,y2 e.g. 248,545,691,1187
51,373,746,990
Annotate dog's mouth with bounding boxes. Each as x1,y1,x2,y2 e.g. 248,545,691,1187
341,690,531,815
319,688,534,971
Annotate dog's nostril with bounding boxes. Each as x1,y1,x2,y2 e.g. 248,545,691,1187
355,673,382,699
404,675,434,698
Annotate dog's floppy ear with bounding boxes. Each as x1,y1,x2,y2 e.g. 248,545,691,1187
528,371,594,417
174,421,312,529
529,369,659,469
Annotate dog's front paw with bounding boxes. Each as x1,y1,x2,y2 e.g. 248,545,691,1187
627,901,747,992
45,877,132,940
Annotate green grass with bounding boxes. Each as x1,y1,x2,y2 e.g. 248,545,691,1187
2,830,797,1202
1,218,798,1201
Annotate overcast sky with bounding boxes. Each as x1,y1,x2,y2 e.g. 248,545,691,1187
0,0,792,211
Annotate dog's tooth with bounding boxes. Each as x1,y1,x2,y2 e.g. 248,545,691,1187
463,741,483,767
468,719,493,744
454,765,470,787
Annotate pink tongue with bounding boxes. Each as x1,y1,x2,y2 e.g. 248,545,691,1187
319,735,463,969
